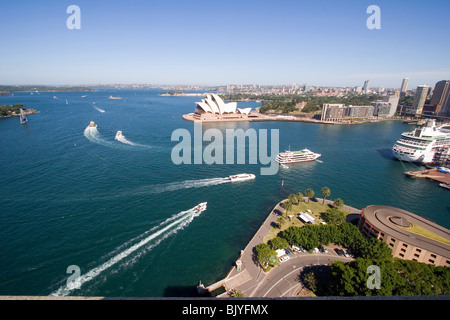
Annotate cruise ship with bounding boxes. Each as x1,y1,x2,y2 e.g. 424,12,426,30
392,119,450,163
275,148,321,164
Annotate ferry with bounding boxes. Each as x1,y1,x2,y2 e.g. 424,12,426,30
392,119,450,163
275,148,321,164
89,121,96,127
115,130,122,140
228,173,256,182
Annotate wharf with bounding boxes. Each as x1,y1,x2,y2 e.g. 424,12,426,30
405,167,450,185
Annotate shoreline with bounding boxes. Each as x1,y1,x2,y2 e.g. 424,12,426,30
182,112,403,125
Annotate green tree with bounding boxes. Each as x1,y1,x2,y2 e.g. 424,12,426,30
322,207,346,226
270,237,289,250
288,193,298,205
302,272,318,292
305,188,314,203
333,198,344,209
321,187,331,204
296,192,304,203
283,200,293,217
255,243,277,269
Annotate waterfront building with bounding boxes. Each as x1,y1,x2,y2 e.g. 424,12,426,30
431,80,450,116
372,94,400,117
346,105,374,118
321,104,347,121
409,85,430,116
358,205,450,267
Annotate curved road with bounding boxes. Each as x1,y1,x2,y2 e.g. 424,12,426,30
251,253,352,298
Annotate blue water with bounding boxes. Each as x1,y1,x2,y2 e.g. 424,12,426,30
0,89,448,297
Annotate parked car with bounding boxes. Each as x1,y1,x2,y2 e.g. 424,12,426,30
335,248,344,256
285,249,291,255
291,245,301,253
313,247,319,254
342,249,351,258
319,245,328,253
279,255,290,263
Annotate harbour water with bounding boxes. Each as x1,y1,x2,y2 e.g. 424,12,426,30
0,89,448,297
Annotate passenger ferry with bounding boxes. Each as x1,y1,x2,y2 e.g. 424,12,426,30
228,173,256,182
275,148,321,164
392,119,450,163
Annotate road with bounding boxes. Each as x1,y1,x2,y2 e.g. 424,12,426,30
250,252,352,297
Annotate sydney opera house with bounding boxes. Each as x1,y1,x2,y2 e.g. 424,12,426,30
185,93,256,121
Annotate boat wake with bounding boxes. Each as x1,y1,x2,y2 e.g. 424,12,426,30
132,177,231,197
93,106,105,113
50,205,204,297
83,125,117,148
115,133,140,147
83,126,150,149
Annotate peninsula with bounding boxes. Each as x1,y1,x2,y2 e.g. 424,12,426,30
0,104,38,119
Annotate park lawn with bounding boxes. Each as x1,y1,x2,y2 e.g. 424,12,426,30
263,199,350,243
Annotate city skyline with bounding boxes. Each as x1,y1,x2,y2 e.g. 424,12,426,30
1,1,450,88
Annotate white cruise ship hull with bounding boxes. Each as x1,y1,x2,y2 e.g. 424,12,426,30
391,119,450,164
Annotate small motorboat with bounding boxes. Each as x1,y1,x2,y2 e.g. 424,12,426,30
228,173,256,182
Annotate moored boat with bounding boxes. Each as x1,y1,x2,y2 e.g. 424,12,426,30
392,119,450,164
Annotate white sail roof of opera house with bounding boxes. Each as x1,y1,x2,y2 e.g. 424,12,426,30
195,93,250,115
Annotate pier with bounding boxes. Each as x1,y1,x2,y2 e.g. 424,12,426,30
405,167,450,185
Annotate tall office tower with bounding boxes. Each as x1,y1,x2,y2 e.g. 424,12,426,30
363,80,369,93
400,78,409,94
411,85,430,116
431,80,450,115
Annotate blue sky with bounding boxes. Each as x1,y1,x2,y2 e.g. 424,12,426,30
1,0,449,88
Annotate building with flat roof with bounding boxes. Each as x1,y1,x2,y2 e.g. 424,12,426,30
358,205,450,267
409,85,430,116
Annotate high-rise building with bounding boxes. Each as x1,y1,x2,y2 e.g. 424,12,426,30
431,80,450,116
400,78,409,94
410,85,430,116
363,80,369,93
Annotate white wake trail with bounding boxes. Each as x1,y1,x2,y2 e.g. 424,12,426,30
93,106,105,113
83,125,116,148
50,206,201,297
115,133,139,146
